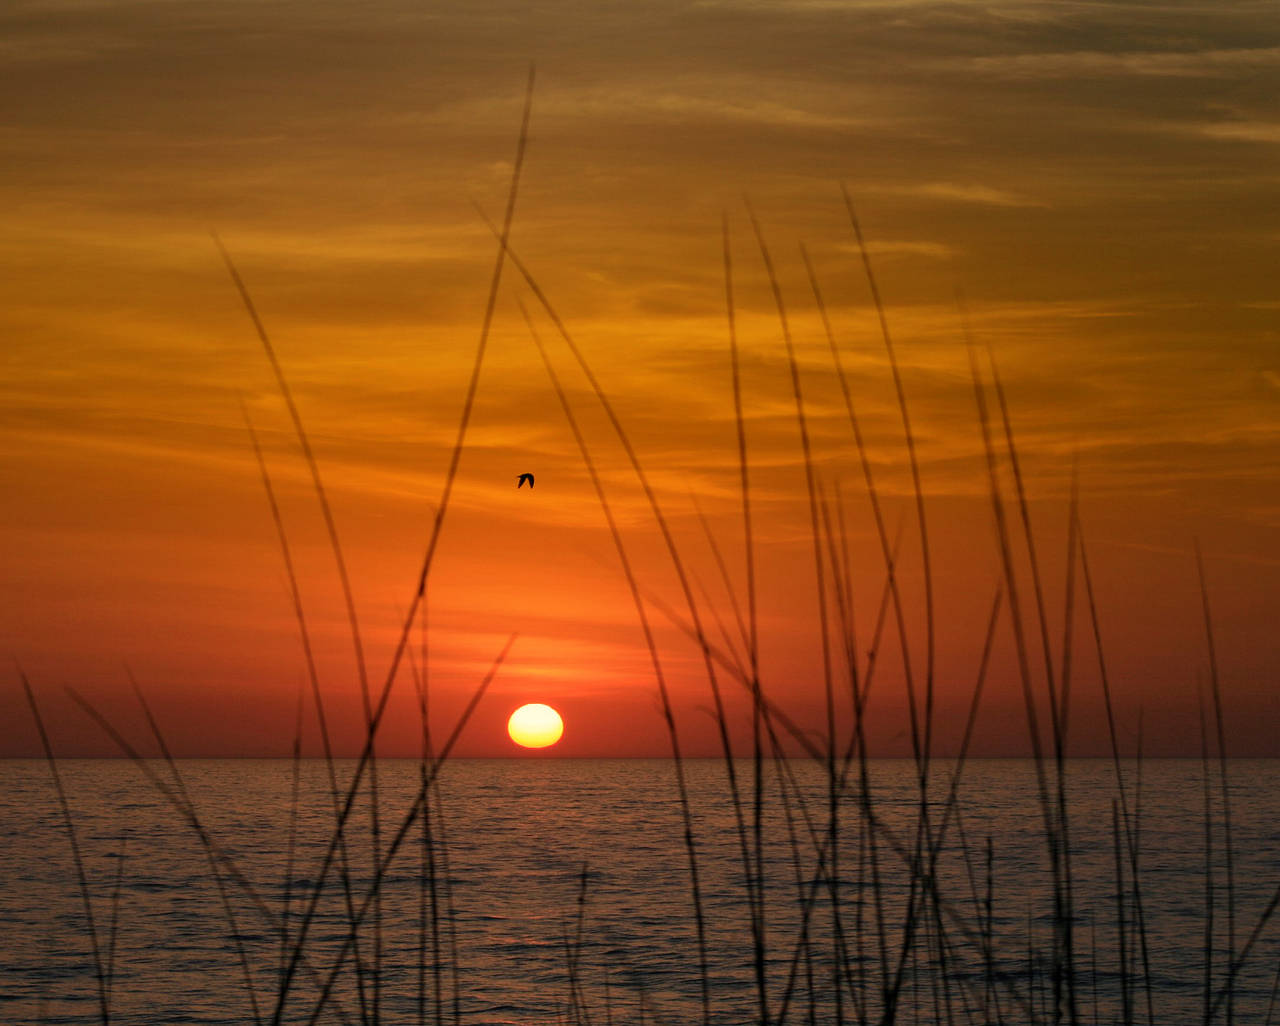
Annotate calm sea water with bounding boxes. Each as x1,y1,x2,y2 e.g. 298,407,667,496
2,758,1277,1025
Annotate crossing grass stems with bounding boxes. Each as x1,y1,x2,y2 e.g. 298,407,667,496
19,73,1275,1026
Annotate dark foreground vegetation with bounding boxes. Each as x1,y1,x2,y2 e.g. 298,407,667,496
17,73,1278,1026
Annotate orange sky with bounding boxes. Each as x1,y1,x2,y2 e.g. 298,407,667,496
3,0,1278,757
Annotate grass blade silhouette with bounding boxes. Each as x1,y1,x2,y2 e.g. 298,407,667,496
270,68,534,1022
20,670,110,1026
239,398,370,1022
521,301,712,1025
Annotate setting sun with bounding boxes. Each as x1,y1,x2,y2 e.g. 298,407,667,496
507,703,564,749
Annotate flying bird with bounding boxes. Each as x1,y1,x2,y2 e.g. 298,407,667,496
517,473,535,489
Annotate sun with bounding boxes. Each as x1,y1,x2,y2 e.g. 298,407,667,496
507,703,564,749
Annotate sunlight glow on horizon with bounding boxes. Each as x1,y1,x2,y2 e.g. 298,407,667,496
1,0,1277,758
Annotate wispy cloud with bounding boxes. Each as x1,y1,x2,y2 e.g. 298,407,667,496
1190,120,1280,144
951,46,1280,79
4,0,1280,755
835,239,957,259
0,32,136,65
895,182,1046,207
405,82,894,134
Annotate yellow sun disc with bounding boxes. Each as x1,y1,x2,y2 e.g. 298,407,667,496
507,703,564,749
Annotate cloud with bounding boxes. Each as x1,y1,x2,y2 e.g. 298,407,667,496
4,0,1280,757
895,182,1046,207
646,92,861,130
0,31,136,64
1191,120,1280,144
835,239,956,259
405,81,890,135
951,47,1280,80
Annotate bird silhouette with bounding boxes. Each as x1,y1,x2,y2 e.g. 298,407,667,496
517,473,535,489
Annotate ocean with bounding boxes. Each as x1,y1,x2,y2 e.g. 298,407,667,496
2,757,1277,1024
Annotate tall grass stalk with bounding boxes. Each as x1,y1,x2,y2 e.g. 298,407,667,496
215,234,384,1022
986,346,1079,1023
61,686,357,1025
281,683,304,980
240,398,371,1022
1112,800,1131,1025
405,642,443,1026
127,672,263,1025
267,69,535,1022
1199,679,1216,1026
520,301,712,1024
744,206,842,1023
841,185,934,779
104,829,127,1011
964,327,1064,1016
492,204,775,1021
839,195,951,1022
723,211,769,1026
799,236,921,1019
21,671,111,1026
1197,541,1237,1026
302,635,516,1024
1077,516,1155,1024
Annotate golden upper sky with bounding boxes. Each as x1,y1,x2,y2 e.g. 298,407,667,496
3,0,1278,756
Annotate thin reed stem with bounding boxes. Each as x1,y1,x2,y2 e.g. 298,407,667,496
1112,800,1131,1026
1077,518,1154,1024
407,645,444,1026
214,232,385,1022
745,207,841,1021
104,832,127,1009
481,205,771,1023
282,683,304,981
270,69,535,1022
1196,541,1236,1026
127,672,263,1026
841,185,934,780
723,212,767,1024
985,345,1078,1024
63,688,356,1026
304,637,517,1025
521,302,712,1025
21,671,110,1026
1199,680,1215,1026
240,399,371,1023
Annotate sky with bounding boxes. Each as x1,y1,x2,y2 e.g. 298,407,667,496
2,0,1278,758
